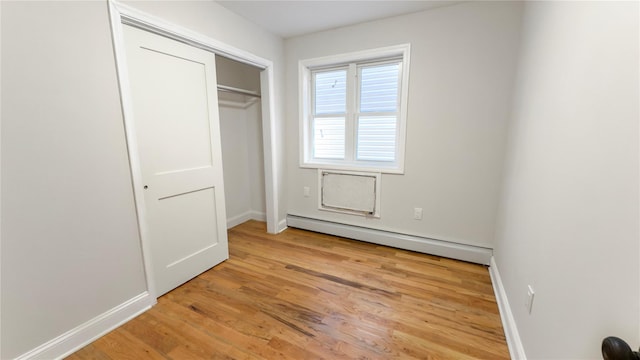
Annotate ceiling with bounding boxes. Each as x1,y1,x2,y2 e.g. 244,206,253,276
216,1,462,39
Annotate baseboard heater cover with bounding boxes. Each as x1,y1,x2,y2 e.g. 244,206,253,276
286,214,493,265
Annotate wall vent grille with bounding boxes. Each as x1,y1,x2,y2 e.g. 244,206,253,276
319,170,380,217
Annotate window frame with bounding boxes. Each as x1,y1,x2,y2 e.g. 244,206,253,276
299,44,411,174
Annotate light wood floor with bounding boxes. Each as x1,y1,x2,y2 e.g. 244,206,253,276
67,220,509,359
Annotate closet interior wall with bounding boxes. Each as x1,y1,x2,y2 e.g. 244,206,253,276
215,55,266,228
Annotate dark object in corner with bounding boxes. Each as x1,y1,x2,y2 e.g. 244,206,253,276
602,337,640,360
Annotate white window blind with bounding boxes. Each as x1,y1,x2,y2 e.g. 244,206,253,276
313,70,346,159
357,115,396,161
359,63,399,113
314,70,346,114
313,117,345,159
357,63,399,162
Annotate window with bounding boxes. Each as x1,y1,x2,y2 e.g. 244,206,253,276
299,44,410,174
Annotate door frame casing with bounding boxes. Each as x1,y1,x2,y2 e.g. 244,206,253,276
108,0,280,299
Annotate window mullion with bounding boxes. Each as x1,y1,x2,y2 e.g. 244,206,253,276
345,63,357,162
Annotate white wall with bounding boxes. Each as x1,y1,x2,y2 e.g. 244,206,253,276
220,105,252,220
284,1,523,248
1,1,284,358
493,1,639,358
1,2,148,358
247,102,267,215
219,101,266,225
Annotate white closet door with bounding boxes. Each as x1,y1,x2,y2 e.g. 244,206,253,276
123,25,229,296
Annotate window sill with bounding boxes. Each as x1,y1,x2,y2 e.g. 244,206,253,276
299,161,404,175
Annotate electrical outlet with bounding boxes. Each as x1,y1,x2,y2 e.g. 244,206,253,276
303,186,310,197
525,285,535,314
413,207,423,220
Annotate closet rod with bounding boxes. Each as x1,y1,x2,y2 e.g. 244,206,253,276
217,84,261,98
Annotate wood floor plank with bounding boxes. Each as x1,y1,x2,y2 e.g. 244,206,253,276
67,220,509,359
90,328,167,360
66,344,112,360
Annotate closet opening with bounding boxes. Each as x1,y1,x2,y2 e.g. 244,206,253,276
215,56,267,229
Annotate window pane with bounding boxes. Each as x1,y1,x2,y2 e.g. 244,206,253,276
359,63,399,113
314,117,345,159
314,70,346,115
357,115,396,161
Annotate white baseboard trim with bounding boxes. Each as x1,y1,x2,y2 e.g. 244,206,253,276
489,257,527,360
286,215,492,265
227,210,266,229
16,292,155,360
277,218,288,233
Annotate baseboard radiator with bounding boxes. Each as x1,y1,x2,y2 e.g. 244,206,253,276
286,214,493,265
